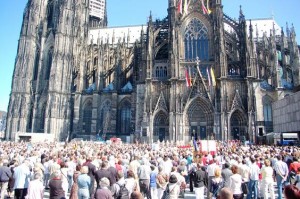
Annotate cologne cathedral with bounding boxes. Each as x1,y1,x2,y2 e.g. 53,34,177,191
5,0,300,143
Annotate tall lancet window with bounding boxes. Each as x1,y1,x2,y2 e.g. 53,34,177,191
184,18,209,61
45,47,54,80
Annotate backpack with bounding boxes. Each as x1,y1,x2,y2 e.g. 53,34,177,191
210,178,224,197
161,184,171,199
117,183,130,199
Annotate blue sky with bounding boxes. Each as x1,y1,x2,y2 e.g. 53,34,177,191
0,0,299,111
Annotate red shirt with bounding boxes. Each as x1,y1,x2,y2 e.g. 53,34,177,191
289,161,300,172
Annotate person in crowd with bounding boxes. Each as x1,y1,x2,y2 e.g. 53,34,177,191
130,191,143,199
110,171,126,199
129,155,141,179
43,157,51,189
167,174,180,199
193,163,207,199
283,184,300,199
207,159,219,199
273,155,289,199
222,163,233,188
94,177,113,199
69,165,81,199
229,165,243,199
156,166,168,199
95,161,114,187
260,159,275,199
210,168,224,199
125,170,139,197
294,167,300,189
0,159,12,199
13,159,31,199
77,166,91,199
48,171,66,199
83,156,96,197
26,172,44,199
149,165,158,199
67,156,77,192
137,159,151,198
7,159,17,198
246,157,260,199
218,187,234,199
59,162,69,196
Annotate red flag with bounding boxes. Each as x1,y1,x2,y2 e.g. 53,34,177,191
201,0,208,14
185,68,191,87
177,0,182,14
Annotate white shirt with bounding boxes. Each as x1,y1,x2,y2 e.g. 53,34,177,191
229,174,243,194
248,163,260,181
274,160,288,177
207,163,219,177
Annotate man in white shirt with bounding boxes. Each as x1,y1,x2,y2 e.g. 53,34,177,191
273,155,289,199
13,159,31,199
246,157,260,199
207,159,219,199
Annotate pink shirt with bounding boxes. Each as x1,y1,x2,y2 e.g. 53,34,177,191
26,179,44,199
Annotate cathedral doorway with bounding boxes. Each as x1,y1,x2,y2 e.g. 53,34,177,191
154,111,169,142
185,97,214,141
230,110,247,140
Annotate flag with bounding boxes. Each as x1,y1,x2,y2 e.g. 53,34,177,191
185,67,191,87
206,67,211,87
206,0,212,14
177,0,182,14
183,0,188,14
201,0,209,15
210,67,216,86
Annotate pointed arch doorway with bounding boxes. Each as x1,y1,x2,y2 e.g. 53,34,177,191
153,111,169,142
185,97,214,140
230,110,247,140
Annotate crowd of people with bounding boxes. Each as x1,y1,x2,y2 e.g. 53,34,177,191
0,139,300,199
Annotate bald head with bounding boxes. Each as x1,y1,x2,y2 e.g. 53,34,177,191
219,187,233,199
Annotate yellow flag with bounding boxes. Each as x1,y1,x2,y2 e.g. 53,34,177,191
207,0,212,14
210,67,216,86
184,0,188,14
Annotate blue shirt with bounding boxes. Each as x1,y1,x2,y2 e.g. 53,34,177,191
150,171,157,188
77,174,91,189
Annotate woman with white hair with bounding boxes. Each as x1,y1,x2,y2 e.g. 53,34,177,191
77,166,91,199
48,171,66,199
25,172,44,199
94,177,113,199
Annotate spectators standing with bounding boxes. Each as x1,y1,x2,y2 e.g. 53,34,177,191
210,168,224,199
83,156,96,197
25,172,44,199
0,159,12,199
246,157,260,199
149,165,158,199
193,164,207,199
48,171,66,199
207,159,219,199
273,155,289,199
77,166,91,199
167,174,180,199
228,165,243,199
222,163,233,188
260,159,275,199
13,159,31,199
137,159,151,199
94,177,113,199
69,169,81,199
156,166,168,199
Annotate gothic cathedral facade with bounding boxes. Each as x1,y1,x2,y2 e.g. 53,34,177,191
5,0,300,143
